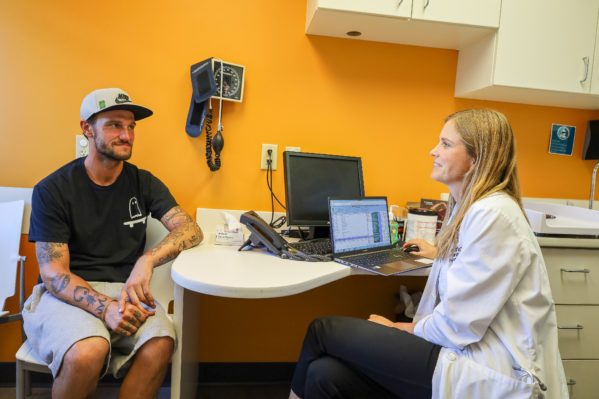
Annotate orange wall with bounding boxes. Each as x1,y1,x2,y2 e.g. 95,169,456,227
1,1,598,362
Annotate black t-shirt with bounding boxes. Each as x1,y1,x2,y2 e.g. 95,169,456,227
29,158,177,282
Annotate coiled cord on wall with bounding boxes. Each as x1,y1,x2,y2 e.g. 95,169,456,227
204,107,224,171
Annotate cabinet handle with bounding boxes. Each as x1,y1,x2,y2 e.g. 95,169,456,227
567,379,577,386
580,56,589,85
560,268,590,274
424,0,430,10
557,324,584,330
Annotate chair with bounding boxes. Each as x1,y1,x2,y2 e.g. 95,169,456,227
15,216,174,399
0,200,26,322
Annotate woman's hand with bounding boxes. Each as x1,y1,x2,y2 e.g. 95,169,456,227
403,238,437,259
368,314,415,334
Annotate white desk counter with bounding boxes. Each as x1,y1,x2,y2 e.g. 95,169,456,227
172,236,352,299
169,208,430,398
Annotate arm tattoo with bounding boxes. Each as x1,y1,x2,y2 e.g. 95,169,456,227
37,242,66,265
48,273,71,294
156,252,178,264
162,206,194,229
144,207,202,265
96,296,109,318
73,286,111,317
145,229,184,257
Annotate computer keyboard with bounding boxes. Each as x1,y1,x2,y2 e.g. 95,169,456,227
288,238,332,255
346,249,409,267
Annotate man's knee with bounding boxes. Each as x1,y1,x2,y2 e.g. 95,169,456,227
62,336,109,374
136,336,174,364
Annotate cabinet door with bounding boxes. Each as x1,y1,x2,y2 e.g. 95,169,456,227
411,0,500,28
494,0,599,93
591,23,599,94
562,360,599,399
316,0,412,18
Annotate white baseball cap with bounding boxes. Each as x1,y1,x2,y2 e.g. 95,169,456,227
80,88,153,121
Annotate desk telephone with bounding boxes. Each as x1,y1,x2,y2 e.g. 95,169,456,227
238,211,330,262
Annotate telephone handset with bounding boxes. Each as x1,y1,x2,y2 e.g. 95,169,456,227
238,211,329,262
239,211,287,255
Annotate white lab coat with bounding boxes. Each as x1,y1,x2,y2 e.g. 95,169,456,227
413,193,569,399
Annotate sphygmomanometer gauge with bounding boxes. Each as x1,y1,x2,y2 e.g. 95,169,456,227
212,60,245,102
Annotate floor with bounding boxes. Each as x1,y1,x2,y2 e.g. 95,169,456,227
0,383,290,399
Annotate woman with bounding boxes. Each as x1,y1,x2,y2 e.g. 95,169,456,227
289,109,568,399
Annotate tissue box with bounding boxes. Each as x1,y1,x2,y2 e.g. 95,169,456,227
215,225,245,246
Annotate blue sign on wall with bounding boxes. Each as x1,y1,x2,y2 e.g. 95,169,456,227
549,124,575,156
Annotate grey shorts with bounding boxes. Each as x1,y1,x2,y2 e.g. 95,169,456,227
22,282,176,379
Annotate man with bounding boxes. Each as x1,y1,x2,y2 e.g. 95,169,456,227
24,88,203,399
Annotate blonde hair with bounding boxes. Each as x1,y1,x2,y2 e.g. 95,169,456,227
435,109,524,260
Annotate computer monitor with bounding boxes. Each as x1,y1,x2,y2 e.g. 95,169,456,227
283,151,365,239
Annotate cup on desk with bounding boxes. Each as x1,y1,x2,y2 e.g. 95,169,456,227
405,208,437,244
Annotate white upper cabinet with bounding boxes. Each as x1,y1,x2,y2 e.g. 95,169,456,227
306,0,501,50
307,0,599,109
455,0,599,108
494,0,598,94
411,0,500,28
591,24,599,94
308,0,412,19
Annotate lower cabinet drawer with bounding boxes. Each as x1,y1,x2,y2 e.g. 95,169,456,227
543,248,599,304
556,305,599,358
563,360,599,399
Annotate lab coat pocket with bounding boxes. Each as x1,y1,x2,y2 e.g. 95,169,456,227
433,351,540,399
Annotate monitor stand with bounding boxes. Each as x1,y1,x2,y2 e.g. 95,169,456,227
307,225,330,240
285,225,331,240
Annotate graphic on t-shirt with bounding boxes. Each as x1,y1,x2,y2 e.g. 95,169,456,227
123,197,147,228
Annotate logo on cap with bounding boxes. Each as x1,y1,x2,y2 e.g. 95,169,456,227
99,100,106,110
114,93,131,104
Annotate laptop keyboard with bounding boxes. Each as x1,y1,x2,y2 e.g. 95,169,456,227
345,249,409,267
288,238,332,255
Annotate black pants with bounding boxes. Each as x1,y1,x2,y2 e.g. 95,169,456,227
291,316,441,399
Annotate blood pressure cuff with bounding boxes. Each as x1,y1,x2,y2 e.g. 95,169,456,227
186,58,217,137
185,97,207,137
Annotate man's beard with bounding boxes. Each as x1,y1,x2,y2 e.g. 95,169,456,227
94,136,132,161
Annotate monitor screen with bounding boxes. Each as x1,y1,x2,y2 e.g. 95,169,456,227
283,152,364,234
329,198,391,254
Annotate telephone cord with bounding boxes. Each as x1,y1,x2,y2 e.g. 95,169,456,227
280,246,330,262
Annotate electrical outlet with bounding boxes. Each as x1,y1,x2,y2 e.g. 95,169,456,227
261,144,278,170
285,146,301,152
75,134,89,158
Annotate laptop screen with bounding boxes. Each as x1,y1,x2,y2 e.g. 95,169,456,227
329,198,391,254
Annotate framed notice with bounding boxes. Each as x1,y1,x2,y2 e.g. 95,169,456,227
549,124,575,156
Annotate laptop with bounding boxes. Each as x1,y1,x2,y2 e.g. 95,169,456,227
328,197,434,276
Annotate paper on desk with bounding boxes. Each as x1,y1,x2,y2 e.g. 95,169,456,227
222,211,241,232
215,211,244,245
215,225,244,245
